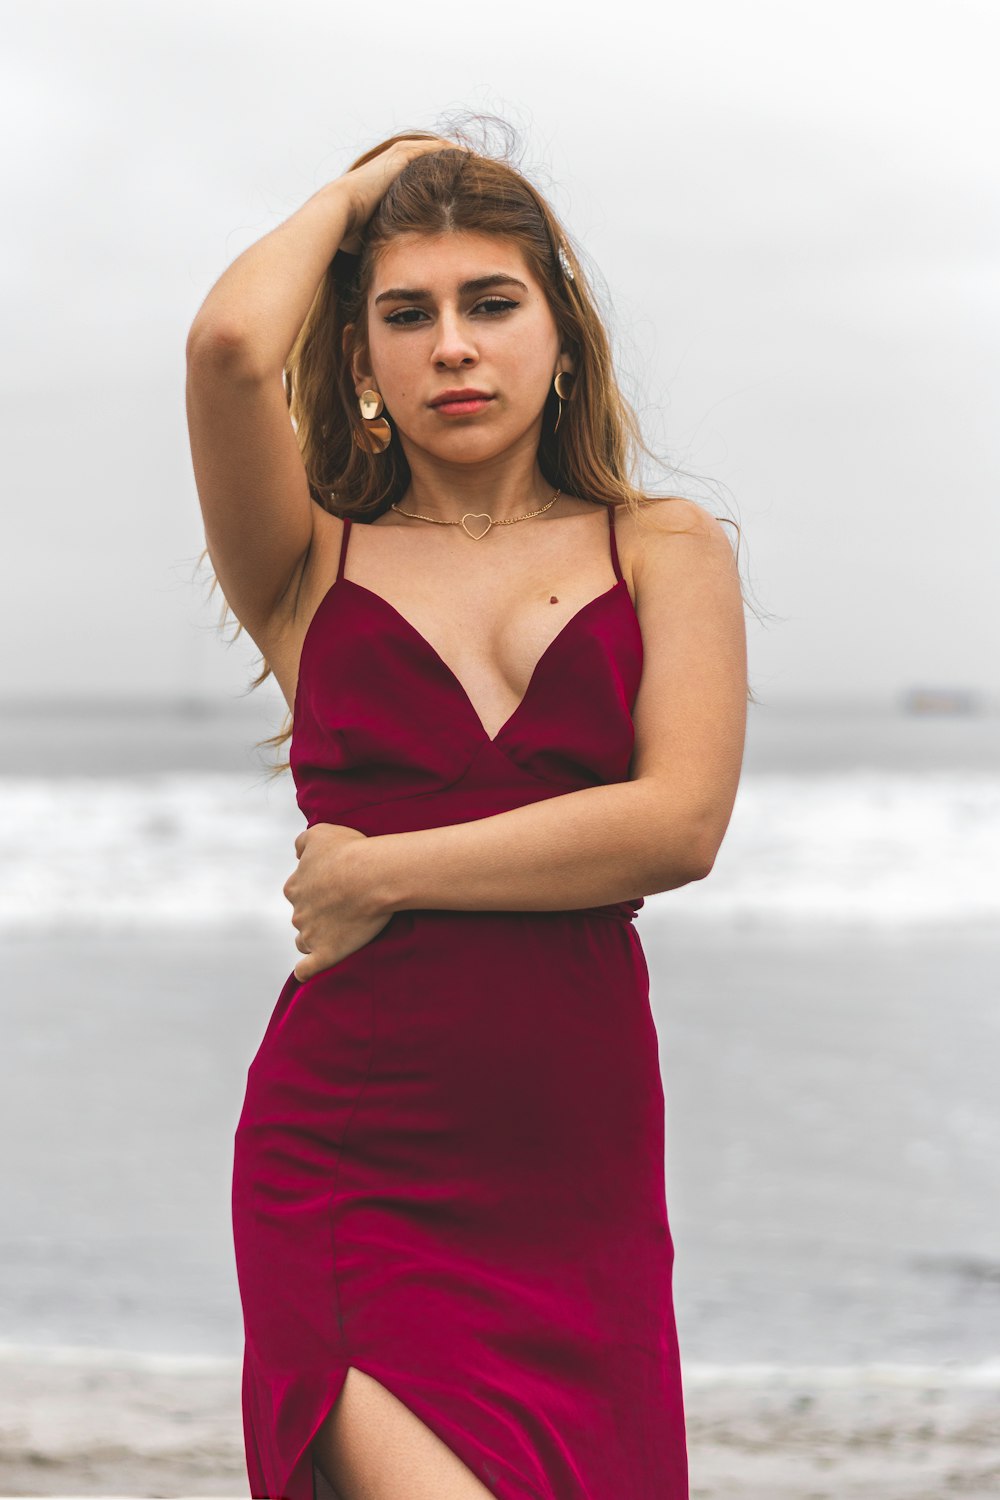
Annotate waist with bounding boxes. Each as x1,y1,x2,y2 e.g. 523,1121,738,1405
404,898,643,924
584,898,643,922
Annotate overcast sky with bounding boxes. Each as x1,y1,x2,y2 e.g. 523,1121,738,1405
4,0,997,709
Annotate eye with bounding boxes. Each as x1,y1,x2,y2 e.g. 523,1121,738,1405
383,307,429,326
474,297,519,315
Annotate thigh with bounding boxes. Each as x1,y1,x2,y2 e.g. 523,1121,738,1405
311,1365,497,1500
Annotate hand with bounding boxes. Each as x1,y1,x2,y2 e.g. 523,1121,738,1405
283,823,392,983
336,134,464,253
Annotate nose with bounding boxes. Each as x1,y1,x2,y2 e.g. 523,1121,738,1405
431,307,478,369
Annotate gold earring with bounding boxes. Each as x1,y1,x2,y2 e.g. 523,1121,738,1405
354,388,392,453
553,370,575,434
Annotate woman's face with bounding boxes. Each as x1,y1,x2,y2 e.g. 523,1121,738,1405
353,230,572,466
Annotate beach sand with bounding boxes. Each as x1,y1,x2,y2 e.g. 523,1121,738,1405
0,1350,997,1498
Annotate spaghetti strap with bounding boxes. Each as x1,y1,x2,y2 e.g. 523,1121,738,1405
336,516,352,581
607,503,624,583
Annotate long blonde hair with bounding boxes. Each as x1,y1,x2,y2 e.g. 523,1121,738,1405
198,117,756,773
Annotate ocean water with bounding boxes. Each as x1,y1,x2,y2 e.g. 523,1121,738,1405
0,700,997,1371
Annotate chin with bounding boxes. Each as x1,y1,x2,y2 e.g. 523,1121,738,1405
423,431,514,462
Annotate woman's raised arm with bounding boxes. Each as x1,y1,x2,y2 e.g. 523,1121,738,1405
184,137,455,639
184,181,355,637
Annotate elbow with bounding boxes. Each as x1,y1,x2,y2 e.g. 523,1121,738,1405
185,318,261,379
687,826,721,882
687,849,716,883
645,829,717,891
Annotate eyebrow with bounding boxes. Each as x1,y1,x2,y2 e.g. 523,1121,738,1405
373,274,529,306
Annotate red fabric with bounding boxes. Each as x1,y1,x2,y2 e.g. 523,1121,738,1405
232,503,688,1498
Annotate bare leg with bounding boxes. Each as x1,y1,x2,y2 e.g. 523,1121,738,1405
311,1365,498,1500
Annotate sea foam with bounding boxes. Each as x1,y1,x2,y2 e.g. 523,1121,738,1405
0,771,996,930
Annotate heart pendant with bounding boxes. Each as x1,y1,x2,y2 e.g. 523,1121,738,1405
461,512,493,540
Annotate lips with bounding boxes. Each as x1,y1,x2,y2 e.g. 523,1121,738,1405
428,387,494,417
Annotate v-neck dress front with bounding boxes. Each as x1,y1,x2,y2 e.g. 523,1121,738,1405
231,501,689,1499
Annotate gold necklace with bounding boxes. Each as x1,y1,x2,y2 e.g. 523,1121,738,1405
390,488,561,541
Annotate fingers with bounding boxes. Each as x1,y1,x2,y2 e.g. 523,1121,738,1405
413,135,462,157
294,950,335,983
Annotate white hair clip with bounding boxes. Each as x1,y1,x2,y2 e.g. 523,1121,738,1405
558,244,575,282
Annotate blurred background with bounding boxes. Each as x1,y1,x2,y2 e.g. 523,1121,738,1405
1,0,997,1494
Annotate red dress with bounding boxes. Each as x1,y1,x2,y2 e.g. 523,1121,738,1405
232,502,688,1498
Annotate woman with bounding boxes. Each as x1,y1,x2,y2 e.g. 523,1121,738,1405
185,127,747,1500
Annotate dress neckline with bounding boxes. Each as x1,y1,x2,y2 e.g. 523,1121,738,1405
295,504,634,747
336,574,629,746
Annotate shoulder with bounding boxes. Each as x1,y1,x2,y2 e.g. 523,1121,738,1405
616,494,732,546
612,496,738,596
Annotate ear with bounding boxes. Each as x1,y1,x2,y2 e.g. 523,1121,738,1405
556,351,576,380
342,323,375,394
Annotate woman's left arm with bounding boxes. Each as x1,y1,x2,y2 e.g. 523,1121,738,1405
287,502,747,973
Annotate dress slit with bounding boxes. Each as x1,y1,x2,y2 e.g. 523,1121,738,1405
308,1362,546,1500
